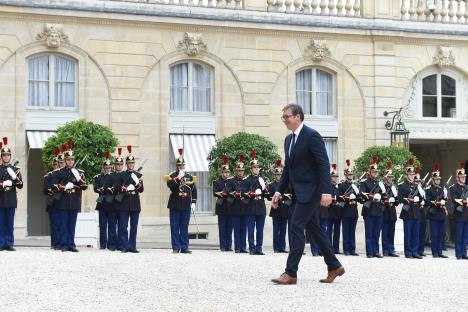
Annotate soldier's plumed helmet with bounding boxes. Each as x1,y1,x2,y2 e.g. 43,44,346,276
456,161,466,177
406,158,415,174
126,145,135,163
249,151,259,167
235,154,245,171
103,151,112,168
344,159,353,175
64,140,74,160
1,137,11,156
114,147,124,165
384,162,393,177
432,163,441,179
330,163,338,177
176,147,185,166
368,155,378,171
221,155,230,172
274,159,283,175
414,167,421,182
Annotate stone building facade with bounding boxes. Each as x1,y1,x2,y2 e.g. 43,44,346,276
1,0,468,241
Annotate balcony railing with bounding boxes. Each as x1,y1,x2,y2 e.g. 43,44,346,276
401,0,468,23
267,0,361,16
106,0,244,9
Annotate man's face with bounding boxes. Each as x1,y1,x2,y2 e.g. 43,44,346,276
406,173,415,182
52,162,59,170
457,176,466,184
281,108,301,131
126,162,135,171
386,176,393,184
176,164,185,172
1,154,10,164
65,158,74,168
251,165,260,176
115,163,123,172
370,170,378,179
104,167,112,174
331,176,338,183
58,161,65,168
346,173,353,181
433,178,441,186
236,169,244,178
275,174,281,182
221,171,229,179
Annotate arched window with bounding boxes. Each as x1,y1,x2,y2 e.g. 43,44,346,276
422,73,457,118
170,62,213,113
296,68,335,116
28,54,77,109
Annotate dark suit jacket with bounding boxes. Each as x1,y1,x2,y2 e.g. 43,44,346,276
276,124,331,210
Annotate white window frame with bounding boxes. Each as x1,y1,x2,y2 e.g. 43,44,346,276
295,67,336,118
417,68,463,121
169,61,214,114
26,54,78,111
323,137,338,165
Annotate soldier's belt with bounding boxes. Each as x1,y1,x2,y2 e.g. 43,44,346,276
127,191,137,195
65,189,76,194
178,192,188,197
3,187,12,191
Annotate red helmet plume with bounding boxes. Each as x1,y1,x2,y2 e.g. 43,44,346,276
460,161,465,169
117,147,122,156
127,145,132,154
223,155,229,165
371,155,378,164
67,140,73,150
346,159,350,167
332,163,337,170
54,148,60,157
387,162,392,170
0,143,3,149
435,163,440,171
408,158,414,166
61,144,67,152
250,151,257,159
415,167,421,174
177,148,183,156
238,154,244,162
2,137,7,145
275,159,282,167
104,151,110,159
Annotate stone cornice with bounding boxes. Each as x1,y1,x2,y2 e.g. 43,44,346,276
1,0,468,41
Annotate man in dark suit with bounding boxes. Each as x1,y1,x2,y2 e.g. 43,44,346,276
271,104,344,285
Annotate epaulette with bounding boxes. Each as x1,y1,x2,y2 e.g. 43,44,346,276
398,182,404,186
425,185,431,190
359,179,367,183
449,184,455,189
93,174,99,179
53,168,61,172
43,172,52,178
78,169,85,173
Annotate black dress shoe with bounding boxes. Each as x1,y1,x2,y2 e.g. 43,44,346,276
388,253,399,257
180,249,192,254
462,255,468,260
108,248,116,251
173,250,180,254
413,255,423,259
61,248,68,252
366,254,374,258
121,249,128,253
335,251,342,254
439,254,448,258
311,253,319,257
220,248,227,252
279,250,288,253
235,250,240,254
53,246,61,250
249,251,256,255
374,254,383,258
226,248,233,252
255,251,265,255
419,253,427,257
69,248,79,252
5,247,16,251
129,249,140,253
239,250,248,253
99,247,106,250
432,255,439,258
457,257,462,260
344,252,350,256
350,252,359,256
405,255,412,259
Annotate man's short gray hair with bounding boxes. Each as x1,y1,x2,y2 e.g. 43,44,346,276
282,103,304,121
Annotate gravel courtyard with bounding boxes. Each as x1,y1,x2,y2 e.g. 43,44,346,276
1,248,467,312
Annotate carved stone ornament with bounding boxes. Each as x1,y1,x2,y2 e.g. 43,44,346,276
177,32,207,57
305,40,331,62
433,46,455,67
36,24,69,48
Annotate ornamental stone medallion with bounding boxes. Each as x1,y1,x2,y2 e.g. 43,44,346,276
177,32,207,57
36,23,69,48
433,46,455,67
305,40,331,62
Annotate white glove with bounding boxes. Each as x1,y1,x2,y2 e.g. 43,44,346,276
391,185,398,197
255,188,262,195
126,184,135,191
131,173,139,185
373,193,381,201
351,184,359,194
7,167,17,180
413,196,420,203
417,185,425,198
379,182,386,193
389,197,395,203
3,180,12,187
65,182,74,190
440,199,446,206
191,203,196,210
71,168,81,181
178,170,185,178
349,193,356,200
258,177,266,190
443,187,448,199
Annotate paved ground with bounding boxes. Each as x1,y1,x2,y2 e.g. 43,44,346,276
1,248,467,312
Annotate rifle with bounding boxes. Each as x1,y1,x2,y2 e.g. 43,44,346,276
241,176,263,205
429,176,452,215
401,172,429,212
115,159,147,203
52,155,87,202
337,172,365,208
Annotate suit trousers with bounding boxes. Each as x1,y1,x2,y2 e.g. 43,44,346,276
285,203,341,278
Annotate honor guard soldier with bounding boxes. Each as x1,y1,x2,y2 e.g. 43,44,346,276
414,167,428,257
426,164,448,258
310,165,332,256
165,148,196,254
242,151,268,255
112,148,125,251
326,164,341,254
398,158,424,259
94,152,117,251
360,155,384,258
43,147,62,250
268,160,291,253
226,154,247,253
213,155,233,251
336,160,359,256
381,162,399,257
0,137,23,251
52,140,87,252
449,161,468,260
115,145,144,253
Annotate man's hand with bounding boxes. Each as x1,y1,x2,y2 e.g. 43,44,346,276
320,194,332,207
272,192,281,209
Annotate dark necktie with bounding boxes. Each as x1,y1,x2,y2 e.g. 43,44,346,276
289,133,296,157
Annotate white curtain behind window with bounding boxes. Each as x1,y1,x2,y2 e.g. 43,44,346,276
170,63,189,112
296,69,312,115
323,138,337,164
192,63,211,112
54,56,76,107
28,55,49,107
316,70,333,116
